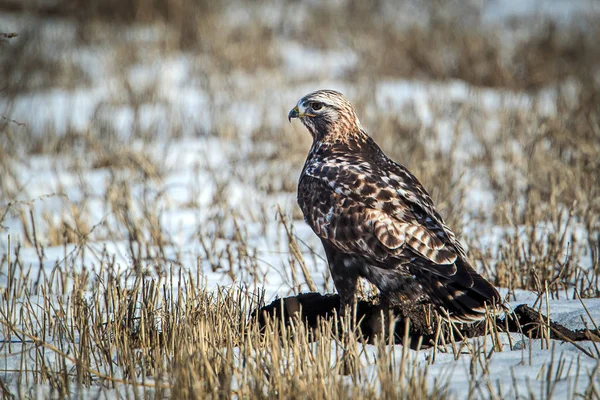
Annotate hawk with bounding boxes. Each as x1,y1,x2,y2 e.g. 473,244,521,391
288,90,501,322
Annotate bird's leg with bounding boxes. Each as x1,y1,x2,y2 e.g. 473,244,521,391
330,264,359,378
330,260,359,318
320,244,362,374
333,275,358,315
321,242,360,317
323,252,363,376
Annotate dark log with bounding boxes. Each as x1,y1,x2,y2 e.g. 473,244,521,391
252,293,600,349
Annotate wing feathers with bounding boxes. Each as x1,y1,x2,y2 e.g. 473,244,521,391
369,211,458,265
399,223,457,265
305,157,459,266
372,217,405,249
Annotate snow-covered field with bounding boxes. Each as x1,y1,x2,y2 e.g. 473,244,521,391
1,1,599,398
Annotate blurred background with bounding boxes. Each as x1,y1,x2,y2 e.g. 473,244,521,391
1,0,599,297
2,0,599,139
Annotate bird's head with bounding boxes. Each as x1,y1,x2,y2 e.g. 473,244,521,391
288,90,362,141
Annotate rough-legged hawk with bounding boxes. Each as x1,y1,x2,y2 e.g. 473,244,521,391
289,89,501,322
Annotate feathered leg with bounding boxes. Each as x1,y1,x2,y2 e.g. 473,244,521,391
321,241,359,313
320,241,362,376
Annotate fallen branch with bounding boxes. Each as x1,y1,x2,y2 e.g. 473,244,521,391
253,293,600,352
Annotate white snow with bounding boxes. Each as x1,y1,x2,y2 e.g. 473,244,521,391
1,0,599,397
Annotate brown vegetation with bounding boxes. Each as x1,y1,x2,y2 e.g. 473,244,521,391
1,0,599,398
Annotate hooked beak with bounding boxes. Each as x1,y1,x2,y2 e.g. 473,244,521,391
288,105,316,122
288,106,299,122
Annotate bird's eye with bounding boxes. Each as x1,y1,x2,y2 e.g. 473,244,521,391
311,102,323,111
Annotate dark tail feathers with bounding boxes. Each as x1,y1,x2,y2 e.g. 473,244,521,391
413,257,502,323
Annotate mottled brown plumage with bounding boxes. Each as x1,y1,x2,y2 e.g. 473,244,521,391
289,90,501,322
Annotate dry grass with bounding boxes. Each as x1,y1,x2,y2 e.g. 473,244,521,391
1,0,600,398
0,242,449,398
1,238,598,398
3,244,597,398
